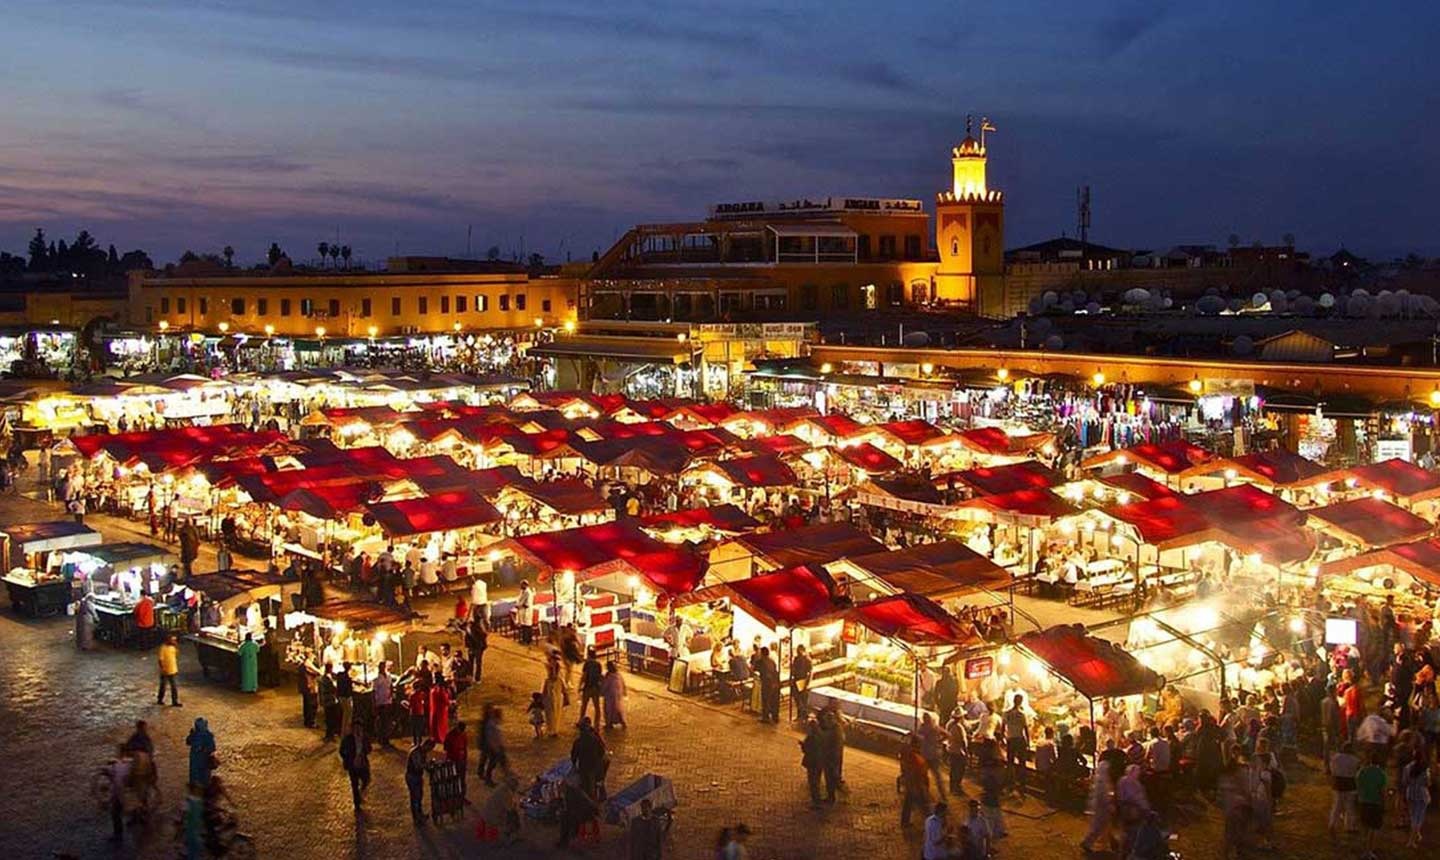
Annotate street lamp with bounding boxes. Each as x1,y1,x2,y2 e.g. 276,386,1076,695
533,317,544,329
676,332,687,343
263,324,274,337
453,321,462,333
1430,387,1440,408
995,367,1009,381
217,321,230,334
1189,377,1203,394
315,325,326,338
157,320,169,332
563,320,576,334
367,325,378,338
1092,369,1106,387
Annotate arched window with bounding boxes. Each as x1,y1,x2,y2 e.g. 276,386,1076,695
951,237,960,256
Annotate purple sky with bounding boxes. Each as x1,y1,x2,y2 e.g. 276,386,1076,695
2,1,1437,265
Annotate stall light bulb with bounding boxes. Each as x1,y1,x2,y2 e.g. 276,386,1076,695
1224,469,1238,480
374,632,389,644
997,647,1011,667
996,368,1009,381
1288,616,1305,634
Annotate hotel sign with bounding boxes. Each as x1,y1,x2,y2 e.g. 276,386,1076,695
710,196,923,219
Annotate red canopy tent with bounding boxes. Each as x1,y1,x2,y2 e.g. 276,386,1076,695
677,565,837,629
843,594,978,647
831,442,903,474
364,490,502,537
1308,496,1433,548
956,488,1081,525
700,455,799,488
1186,449,1328,488
729,522,886,570
503,521,705,594
946,427,1055,458
505,478,610,516
1099,473,1176,501
839,540,1010,600
947,461,1064,496
640,505,762,535
1082,439,1215,476
1321,537,1440,588
745,434,812,457
1018,624,1163,700
1343,459,1440,504
864,418,947,448
414,465,524,496
786,413,864,441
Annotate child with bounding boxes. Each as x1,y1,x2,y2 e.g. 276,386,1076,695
527,692,546,739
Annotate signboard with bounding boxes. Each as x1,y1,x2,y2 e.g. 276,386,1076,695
1376,438,1413,463
841,620,861,646
709,196,924,219
1325,617,1357,646
964,656,994,680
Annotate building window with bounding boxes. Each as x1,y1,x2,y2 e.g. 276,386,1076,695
542,299,552,312
951,237,960,257
755,293,787,311
177,297,186,315
160,297,170,314
456,296,466,314
391,297,401,316
145,306,153,323
257,298,268,316
499,295,509,311
477,295,488,312
300,298,313,317
418,297,428,314
440,296,450,314
857,235,871,260
831,284,849,310
231,298,245,315
878,235,897,260
361,298,371,317
199,298,208,316
801,284,818,311
280,298,291,317
904,235,921,260
328,299,340,317
515,294,526,311
886,282,904,307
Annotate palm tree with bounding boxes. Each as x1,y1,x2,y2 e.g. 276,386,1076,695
340,245,352,269
317,241,330,268
330,245,341,267
222,245,235,268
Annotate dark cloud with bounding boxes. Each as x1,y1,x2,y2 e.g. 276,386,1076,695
164,153,311,174
1095,3,1173,58
94,88,203,128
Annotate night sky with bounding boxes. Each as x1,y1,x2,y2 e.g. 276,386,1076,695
3,1,1437,265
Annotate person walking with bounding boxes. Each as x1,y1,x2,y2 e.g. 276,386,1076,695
405,739,435,826
978,749,1007,841
407,678,428,746
790,644,813,720
465,612,489,682
757,647,781,724
1002,693,1031,792
800,718,825,808
186,717,216,788
922,801,951,860
237,632,259,693
156,635,182,706
542,652,564,737
339,722,372,811
104,746,132,842
571,717,609,796
602,660,628,730
297,658,319,729
372,660,394,746
428,675,452,743
1403,748,1430,848
579,647,605,729
945,711,970,798
628,797,665,860
916,712,948,802
444,720,469,804
1356,753,1387,860
818,707,846,800
934,665,959,723
320,664,342,741
900,735,932,828
1080,759,1116,854
480,706,510,786
1329,740,1360,835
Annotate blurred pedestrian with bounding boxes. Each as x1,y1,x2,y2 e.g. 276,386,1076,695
339,722,372,811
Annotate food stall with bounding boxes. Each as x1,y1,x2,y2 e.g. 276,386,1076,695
1,521,103,617
681,454,800,510
1081,439,1216,487
638,505,762,544
827,540,1011,608
70,543,177,645
1318,536,1440,620
706,522,885,583
186,569,304,688
1014,623,1165,742
284,600,420,728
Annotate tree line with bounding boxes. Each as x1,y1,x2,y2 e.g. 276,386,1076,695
0,228,153,281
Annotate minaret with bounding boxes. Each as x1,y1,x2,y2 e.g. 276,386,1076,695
933,116,1005,311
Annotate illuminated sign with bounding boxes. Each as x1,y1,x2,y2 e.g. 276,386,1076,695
709,196,924,219
964,656,994,680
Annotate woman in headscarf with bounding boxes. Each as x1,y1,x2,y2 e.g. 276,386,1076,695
186,718,217,787
75,591,97,651
1117,763,1151,857
428,674,452,743
1079,759,1116,854
601,660,627,730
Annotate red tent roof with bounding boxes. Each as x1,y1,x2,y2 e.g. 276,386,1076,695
738,523,886,569
364,490,501,536
507,521,704,592
1085,439,1214,474
509,478,609,515
844,594,978,646
70,425,291,470
843,540,1009,599
873,419,946,447
832,442,903,474
789,413,864,439
949,461,1063,496
276,483,375,518
1104,484,1312,562
1103,494,1212,544
1309,497,1433,548
706,455,799,488
1210,450,1328,487
960,489,1080,521
640,504,761,534
726,406,818,431
414,465,524,496
1099,473,1176,501
951,426,1053,456
747,434,811,456
1346,459,1440,501
680,565,837,629
672,402,738,425
1019,624,1163,700
1322,538,1440,587
1198,484,1305,528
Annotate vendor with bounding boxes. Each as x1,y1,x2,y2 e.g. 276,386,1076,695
134,592,157,645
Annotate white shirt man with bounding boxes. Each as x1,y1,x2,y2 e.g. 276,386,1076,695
922,805,950,860
1146,732,1172,773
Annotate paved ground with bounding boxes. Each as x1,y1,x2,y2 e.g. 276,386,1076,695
0,489,1428,859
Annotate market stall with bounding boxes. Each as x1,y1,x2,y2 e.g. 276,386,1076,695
706,522,885,582
1081,439,1216,486
826,540,1010,605
283,600,421,726
186,569,305,688
1,521,103,617
639,505,762,543
1015,623,1165,738
70,543,177,645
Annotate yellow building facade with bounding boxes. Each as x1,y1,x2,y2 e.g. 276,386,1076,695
128,269,578,337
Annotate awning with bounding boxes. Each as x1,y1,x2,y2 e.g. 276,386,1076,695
854,476,948,509
1309,497,1433,548
843,594,978,647
640,505,761,535
503,521,707,594
744,434,812,457
1344,458,1440,504
527,337,691,364
1082,439,1215,475
306,600,419,631
1321,537,1440,587
677,564,837,629
1184,449,1328,488
859,419,947,447
1019,624,1164,700
732,523,886,570
955,489,1081,524
947,461,1063,496
187,569,298,606
839,540,1009,599
831,442,903,474
364,490,502,537
1099,473,1176,501
72,542,174,568
0,521,103,553
695,455,798,488
504,478,610,516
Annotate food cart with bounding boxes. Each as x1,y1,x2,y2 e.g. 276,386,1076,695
284,600,420,729
186,569,304,688
70,543,178,645
1,521,102,617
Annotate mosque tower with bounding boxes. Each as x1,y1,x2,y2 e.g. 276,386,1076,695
933,116,1005,309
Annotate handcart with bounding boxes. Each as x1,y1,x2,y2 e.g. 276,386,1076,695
428,759,465,822
519,758,574,823
603,773,677,829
